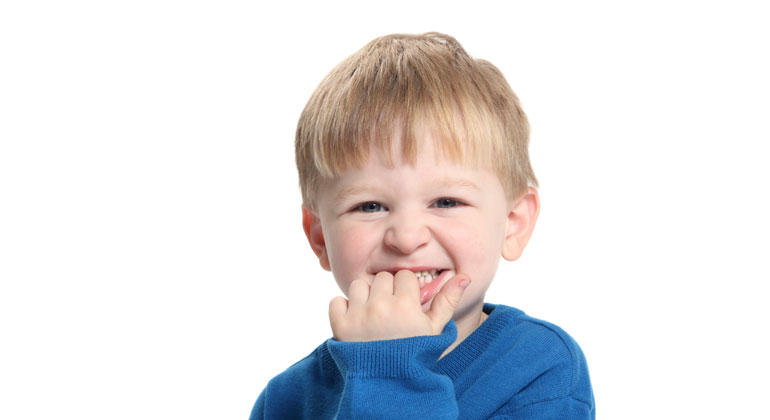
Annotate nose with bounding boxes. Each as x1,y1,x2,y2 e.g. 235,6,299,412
383,212,431,255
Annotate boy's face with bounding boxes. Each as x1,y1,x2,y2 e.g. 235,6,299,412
303,132,539,321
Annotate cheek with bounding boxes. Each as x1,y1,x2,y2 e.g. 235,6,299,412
440,216,506,272
440,219,485,259
325,224,379,288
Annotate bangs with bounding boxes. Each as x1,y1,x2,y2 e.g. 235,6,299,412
308,95,502,177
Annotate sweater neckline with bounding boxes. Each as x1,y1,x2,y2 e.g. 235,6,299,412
434,303,522,380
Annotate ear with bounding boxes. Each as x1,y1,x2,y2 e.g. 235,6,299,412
502,187,541,261
302,206,331,271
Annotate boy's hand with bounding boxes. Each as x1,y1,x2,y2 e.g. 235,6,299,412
329,270,471,342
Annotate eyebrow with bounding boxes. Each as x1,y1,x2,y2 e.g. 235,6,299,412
335,184,381,202
432,176,481,192
334,177,480,202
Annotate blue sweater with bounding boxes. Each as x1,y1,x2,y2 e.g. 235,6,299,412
250,304,594,419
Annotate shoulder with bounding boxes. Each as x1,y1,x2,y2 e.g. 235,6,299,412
508,306,588,375
483,304,594,414
483,304,585,357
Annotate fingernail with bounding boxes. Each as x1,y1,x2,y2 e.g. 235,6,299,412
459,278,471,290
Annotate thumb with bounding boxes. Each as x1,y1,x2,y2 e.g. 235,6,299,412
425,273,471,332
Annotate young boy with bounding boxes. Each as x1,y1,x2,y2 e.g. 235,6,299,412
250,32,594,419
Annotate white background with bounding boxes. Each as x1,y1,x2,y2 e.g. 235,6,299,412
1,1,768,419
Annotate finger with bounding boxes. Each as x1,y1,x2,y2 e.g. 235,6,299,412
368,271,395,300
346,279,370,311
425,273,471,332
393,269,420,300
329,296,349,340
329,296,348,320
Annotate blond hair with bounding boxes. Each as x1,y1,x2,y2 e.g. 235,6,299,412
296,32,537,209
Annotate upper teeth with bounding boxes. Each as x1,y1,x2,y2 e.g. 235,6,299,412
417,269,440,277
416,269,441,287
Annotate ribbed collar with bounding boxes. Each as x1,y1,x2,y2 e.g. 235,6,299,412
434,303,523,380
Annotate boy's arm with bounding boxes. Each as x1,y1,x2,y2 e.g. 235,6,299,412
249,331,461,420
327,323,460,419
248,391,265,420
496,397,594,420
483,318,595,420
325,271,469,419
249,272,469,420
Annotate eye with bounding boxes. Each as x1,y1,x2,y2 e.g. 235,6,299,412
355,201,386,213
433,198,461,208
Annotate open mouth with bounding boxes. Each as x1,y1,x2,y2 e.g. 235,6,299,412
418,269,452,306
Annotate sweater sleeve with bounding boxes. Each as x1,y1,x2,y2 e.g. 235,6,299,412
325,321,459,420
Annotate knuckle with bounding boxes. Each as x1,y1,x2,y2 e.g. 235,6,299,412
374,271,394,282
369,300,390,318
349,279,369,294
329,296,345,311
436,292,455,308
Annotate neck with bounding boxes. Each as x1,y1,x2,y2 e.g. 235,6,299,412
440,301,488,358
